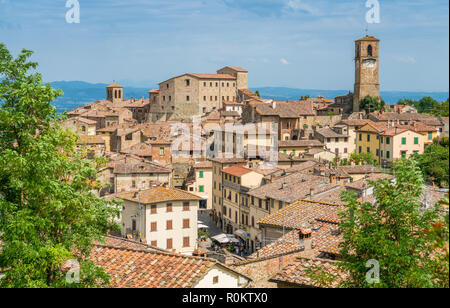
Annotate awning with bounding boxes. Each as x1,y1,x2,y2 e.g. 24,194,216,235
197,224,210,229
211,234,240,244
234,229,247,239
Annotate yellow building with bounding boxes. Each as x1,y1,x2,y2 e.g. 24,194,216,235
355,122,385,162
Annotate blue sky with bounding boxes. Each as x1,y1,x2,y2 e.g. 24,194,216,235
0,0,448,91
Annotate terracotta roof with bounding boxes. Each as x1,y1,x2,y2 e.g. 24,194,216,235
90,244,216,288
221,66,248,72
440,117,449,125
114,160,171,174
258,199,342,229
194,161,213,169
120,143,153,157
208,156,247,164
118,186,202,204
356,35,379,42
278,140,324,148
77,135,105,145
106,83,123,88
316,127,348,138
345,173,394,190
254,100,315,118
380,127,411,136
285,161,319,173
149,89,160,94
187,73,236,80
222,165,252,177
270,257,347,288
103,236,167,253
248,173,333,203
338,119,372,127
74,117,97,125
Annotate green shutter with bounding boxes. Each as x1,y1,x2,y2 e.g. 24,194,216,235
199,186,204,192
414,137,419,145
402,137,406,145
386,151,390,159
199,171,204,178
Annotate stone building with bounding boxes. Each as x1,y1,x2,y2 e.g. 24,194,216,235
119,187,202,254
150,66,248,122
353,36,381,112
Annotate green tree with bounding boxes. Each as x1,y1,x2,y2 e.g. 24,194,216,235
338,159,448,288
431,99,449,117
413,137,449,187
255,90,260,98
349,152,379,166
0,44,120,288
359,95,385,113
417,96,438,114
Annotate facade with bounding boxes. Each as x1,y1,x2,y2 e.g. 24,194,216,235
210,157,247,230
353,36,381,112
113,160,173,193
314,127,351,159
150,66,248,122
119,187,202,254
61,117,97,136
379,128,425,165
221,165,265,238
185,161,214,210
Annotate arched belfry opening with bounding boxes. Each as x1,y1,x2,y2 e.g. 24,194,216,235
368,45,373,57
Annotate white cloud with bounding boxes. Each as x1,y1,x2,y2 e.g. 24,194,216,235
280,58,289,65
284,0,317,15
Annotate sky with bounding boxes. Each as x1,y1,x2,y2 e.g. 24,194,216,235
0,0,448,92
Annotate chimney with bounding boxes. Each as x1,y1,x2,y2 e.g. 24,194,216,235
299,228,313,251
309,188,315,199
395,127,398,135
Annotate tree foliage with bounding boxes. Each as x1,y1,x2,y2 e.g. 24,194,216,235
337,159,448,288
400,96,449,116
359,95,385,113
413,137,449,187
0,44,120,288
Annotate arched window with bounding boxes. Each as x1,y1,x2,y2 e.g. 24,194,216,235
368,45,373,57
114,90,117,99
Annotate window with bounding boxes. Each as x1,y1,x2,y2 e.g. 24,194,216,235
386,151,390,159
183,219,190,229
132,219,136,231
167,239,173,249
185,79,190,86
151,240,157,247
402,137,406,145
160,147,165,156
125,133,133,141
132,180,136,188
199,185,204,192
327,138,331,143
252,216,255,227
214,181,216,189
367,134,371,142
359,146,362,154
258,199,262,208
166,220,173,230
376,149,379,156
414,137,419,145
186,96,190,101
428,132,433,140
150,222,157,232
386,137,390,145
367,147,370,153
183,202,190,211
335,138,339,142
368,44,373,57
359,134,362,141
401,151,407,159
213,276,219,284
381,150,384,157
199,171,204,178
151,204,157,214
203,82,206,87
344,148,348,154
167,203,173,212
235,212,238,223
183,237,190,247
203,96,206,101
380,136,384,144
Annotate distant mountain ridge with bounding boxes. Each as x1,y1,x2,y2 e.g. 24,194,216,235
48,81,449,113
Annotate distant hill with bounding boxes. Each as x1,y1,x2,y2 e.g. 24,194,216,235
50,81,152,112
251,87,449,105
47,81,449,113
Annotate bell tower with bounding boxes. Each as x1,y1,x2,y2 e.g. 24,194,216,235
353,35,380,112
106,82,124,103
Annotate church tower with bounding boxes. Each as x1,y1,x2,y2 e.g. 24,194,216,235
106,82,124,103
353,35,380,112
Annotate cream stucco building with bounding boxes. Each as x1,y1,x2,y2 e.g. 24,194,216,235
119,187,202,255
